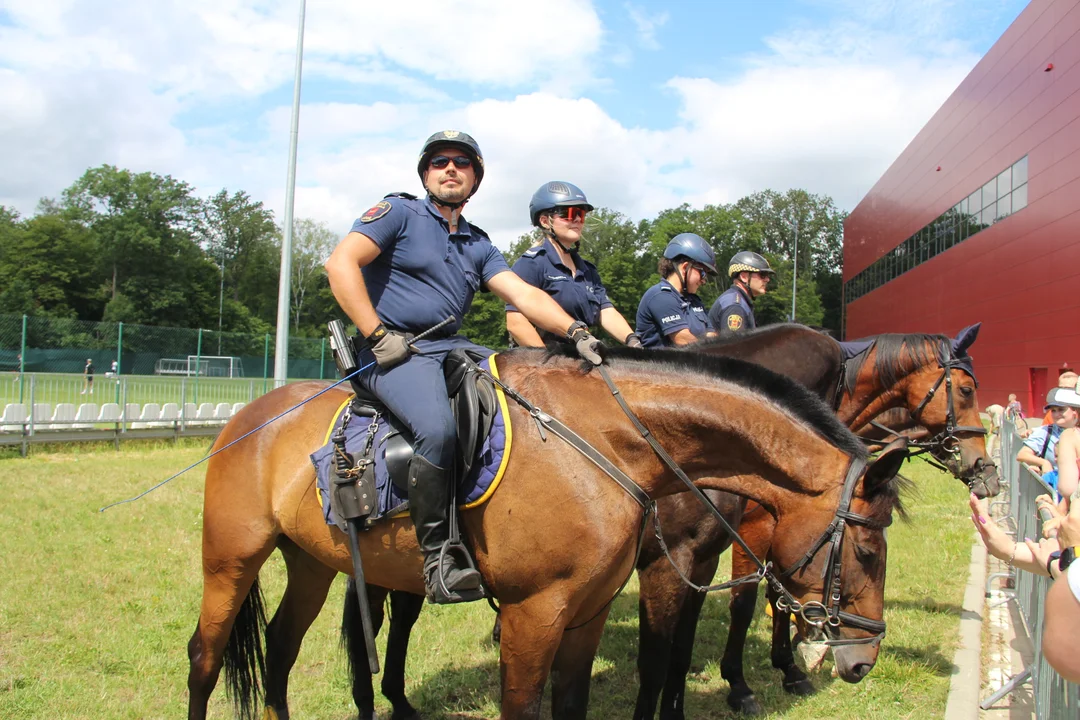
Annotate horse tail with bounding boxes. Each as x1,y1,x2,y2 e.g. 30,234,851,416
223,574,268,720
340,577,364,688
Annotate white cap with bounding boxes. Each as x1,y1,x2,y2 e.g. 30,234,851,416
1044,387,1080,409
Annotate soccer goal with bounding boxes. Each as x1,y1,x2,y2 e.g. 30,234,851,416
187,355,245,378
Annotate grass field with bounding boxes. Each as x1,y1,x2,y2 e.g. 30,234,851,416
0,443,975,719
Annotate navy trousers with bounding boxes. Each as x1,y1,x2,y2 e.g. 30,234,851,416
355,335,493,468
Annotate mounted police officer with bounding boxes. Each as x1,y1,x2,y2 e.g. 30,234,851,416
709,250,775,335
506,181,642,348
325,131,604,604
634,233,718,347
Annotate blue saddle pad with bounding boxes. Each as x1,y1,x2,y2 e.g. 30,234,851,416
309,355,511,527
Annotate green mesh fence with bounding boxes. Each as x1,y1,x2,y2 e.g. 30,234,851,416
0,314,337,380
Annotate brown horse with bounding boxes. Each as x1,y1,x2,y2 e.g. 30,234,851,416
187,347,908,720
632,325,996,719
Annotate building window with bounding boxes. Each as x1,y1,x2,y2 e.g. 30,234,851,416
845,154,1029,304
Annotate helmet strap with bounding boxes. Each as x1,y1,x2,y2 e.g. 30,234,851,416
542,217,579,252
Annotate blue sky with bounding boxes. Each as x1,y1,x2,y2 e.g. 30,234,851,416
0,0,1029,247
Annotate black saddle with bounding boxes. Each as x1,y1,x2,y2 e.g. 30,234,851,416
349,349,498,492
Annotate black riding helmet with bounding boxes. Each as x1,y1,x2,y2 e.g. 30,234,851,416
529,181,594,226
728,251,775,278
663,233,718,274
416,130,485,199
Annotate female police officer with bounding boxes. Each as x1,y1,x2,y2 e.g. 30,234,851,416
635,233,719,347
325,131,603,604
506,181,642,348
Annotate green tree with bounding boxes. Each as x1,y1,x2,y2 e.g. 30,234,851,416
289,218,337,334
58,165,220,327
0,213,99,318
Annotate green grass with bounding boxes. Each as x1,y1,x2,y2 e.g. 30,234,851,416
0,449,974,719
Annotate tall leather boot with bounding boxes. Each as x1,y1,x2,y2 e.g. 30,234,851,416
407,455,483,604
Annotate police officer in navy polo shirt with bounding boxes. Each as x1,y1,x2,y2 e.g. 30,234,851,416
325,131,604,604
506,181,642,348
709,250,775,335
635,233,719,347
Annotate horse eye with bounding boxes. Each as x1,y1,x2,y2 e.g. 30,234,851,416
855,545,876,564
959,386,974,398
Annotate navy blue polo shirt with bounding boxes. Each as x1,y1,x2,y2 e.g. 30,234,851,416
505,238,612,326
709,285,756,334
350,194,510,335
635,279,714,348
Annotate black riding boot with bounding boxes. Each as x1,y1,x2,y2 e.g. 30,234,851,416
408,455,483,604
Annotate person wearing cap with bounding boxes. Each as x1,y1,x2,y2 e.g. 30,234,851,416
1017,387,1080,478
1042,371,1080,425
709,251,775,335
506,182,641,348
325,131,605,605
634,233,719,348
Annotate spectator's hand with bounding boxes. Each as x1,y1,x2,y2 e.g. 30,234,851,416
1038,494,1080,547
1038,459,1054,476
1023,536,1061,577
969,493,1017,562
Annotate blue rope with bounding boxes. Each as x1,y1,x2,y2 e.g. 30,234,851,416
98,362,373,513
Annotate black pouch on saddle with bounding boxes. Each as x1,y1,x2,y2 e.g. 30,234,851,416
330,404,380,532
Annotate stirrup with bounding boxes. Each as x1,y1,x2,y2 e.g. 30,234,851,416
425,541,484,605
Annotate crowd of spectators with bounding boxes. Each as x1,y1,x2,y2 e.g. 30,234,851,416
972,375,1080,684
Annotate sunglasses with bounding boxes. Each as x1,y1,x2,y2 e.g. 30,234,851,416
553,207,589,222
429,155,473,170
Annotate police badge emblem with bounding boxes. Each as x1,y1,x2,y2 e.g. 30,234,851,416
442,130,460,139
727,315,744,330
359,201,392,223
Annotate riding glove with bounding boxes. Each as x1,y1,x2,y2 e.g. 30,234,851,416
568,322,604,366
370,329,412,369
625,332,643,348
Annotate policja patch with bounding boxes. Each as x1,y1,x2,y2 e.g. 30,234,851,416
727,314,743,330
359,200,392,223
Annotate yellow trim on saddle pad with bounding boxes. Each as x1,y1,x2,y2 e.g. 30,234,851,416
315,354,513,515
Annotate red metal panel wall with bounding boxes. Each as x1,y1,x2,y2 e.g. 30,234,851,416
843,0,1080,415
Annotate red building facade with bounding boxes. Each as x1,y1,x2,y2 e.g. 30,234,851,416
843,0,1080,416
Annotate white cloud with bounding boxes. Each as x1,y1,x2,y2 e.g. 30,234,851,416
625,3,669,51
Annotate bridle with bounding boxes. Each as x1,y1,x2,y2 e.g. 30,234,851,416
478,358,892,645
866,343,986,480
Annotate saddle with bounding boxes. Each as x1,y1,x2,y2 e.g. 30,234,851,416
348,348,498,493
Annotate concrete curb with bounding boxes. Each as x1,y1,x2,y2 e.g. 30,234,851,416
944,539,987,719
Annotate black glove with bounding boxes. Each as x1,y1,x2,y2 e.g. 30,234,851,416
567,321,603,366
625,332,643,348
368,324,412,369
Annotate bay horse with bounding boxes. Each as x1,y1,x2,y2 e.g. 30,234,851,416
632,324,997,719
187,347,908,720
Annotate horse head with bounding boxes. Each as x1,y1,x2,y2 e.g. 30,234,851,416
843,325,1000,498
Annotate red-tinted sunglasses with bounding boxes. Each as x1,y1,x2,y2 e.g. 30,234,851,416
429,155,473,170
554,206,589,222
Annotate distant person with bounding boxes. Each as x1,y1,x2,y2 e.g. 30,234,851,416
12,353,20,383
709,251,775,334
1006,393,1028,437
1043,371,1080,425
985,403,1004,460
81,358,94,395
105,359,119,380
1017,388,1080,477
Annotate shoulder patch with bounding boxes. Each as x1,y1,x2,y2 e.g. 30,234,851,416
360,200,393,223
384,192,417,200
727,314,744,331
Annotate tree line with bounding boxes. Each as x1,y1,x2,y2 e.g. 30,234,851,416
0,164,847,346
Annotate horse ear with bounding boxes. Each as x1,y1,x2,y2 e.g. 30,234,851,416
864,438,909,489
951,323,981,355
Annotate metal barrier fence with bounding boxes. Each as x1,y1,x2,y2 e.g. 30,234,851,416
983,424,1080,717
0,313,336,379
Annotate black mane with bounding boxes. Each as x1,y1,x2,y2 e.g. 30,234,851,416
843,333,948,395
544,343,867,460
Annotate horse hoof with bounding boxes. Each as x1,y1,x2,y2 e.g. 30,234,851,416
726,693,764,716
390,709,421,720
783,678,817,696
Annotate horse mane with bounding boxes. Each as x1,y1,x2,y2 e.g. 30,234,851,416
543,344,867,461
688,323,827,351
867,470,913,522
843,333,948,396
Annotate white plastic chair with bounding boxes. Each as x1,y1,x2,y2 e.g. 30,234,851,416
213,403,232,423
195,402,215,426
48,403,77,429
183,403,199,425
151,402,180,428
231,402,246,416
32,403,52,429
98,403,122,423
0,403,28,432
72,403,98,429
122,403,140,424
131,403,160,429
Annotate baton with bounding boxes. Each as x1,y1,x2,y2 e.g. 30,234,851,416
407,316,456,349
